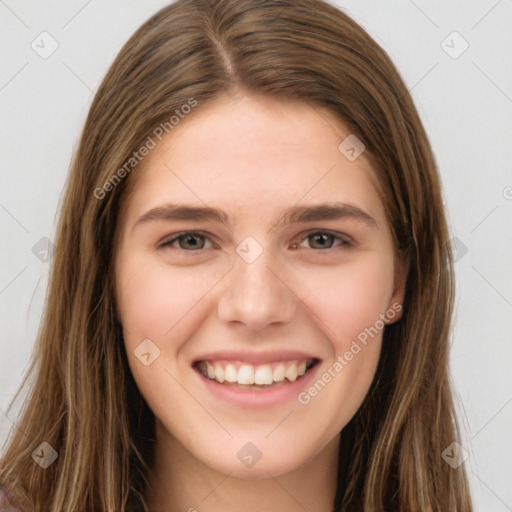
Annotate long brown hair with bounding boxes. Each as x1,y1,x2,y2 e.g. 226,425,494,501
0,0,473,510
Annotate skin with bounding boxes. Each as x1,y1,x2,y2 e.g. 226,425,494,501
113,91,406,512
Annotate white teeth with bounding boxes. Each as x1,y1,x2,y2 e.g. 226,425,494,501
224,364,237,383
197,359,313,386
206,362,215,379
254,365,273,385
285,363,298,382
237,364,255,385
272,363,285,382
214,364,225,383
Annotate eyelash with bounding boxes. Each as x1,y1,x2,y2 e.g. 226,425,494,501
158,230,354,253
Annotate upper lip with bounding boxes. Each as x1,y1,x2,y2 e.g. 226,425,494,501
192,350,321,366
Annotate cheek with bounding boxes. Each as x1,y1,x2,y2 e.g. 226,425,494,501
115,254,225,349
293,255,394,421
299,253,394,346
114,255,214,418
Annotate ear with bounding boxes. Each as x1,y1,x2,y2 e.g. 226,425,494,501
385,254,409,324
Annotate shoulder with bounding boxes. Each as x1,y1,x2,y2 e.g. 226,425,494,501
0,484,23,512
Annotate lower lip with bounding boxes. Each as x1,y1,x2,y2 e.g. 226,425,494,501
193,362,321,409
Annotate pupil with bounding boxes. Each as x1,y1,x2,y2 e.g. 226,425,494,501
313,233,330,248
184,234,202,248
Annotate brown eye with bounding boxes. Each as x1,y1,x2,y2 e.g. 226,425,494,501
295,231,353,250
160,232,214,251
308,233,335,249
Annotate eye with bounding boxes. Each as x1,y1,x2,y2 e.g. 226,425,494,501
158,230,353,253
293,231,353,251
159,231,216,251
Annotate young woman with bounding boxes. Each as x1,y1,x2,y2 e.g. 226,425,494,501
0,0,474,510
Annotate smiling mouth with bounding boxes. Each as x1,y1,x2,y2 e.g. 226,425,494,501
193,358,319,389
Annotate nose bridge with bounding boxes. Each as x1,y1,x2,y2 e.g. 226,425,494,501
217,236,298,331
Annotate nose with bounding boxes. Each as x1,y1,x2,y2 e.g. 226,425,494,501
217,245,298,332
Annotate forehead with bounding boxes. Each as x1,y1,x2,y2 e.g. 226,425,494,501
119,93,386,229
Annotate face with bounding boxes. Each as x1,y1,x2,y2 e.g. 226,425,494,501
113,93,406,479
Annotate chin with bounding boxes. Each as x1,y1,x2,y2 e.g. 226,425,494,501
213,456,303,480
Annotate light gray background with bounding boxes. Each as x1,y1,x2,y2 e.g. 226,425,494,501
1,0,511,509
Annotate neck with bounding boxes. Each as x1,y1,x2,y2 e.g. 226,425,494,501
147,420,340,512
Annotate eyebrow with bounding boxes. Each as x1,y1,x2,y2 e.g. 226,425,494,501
134,201,378,230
